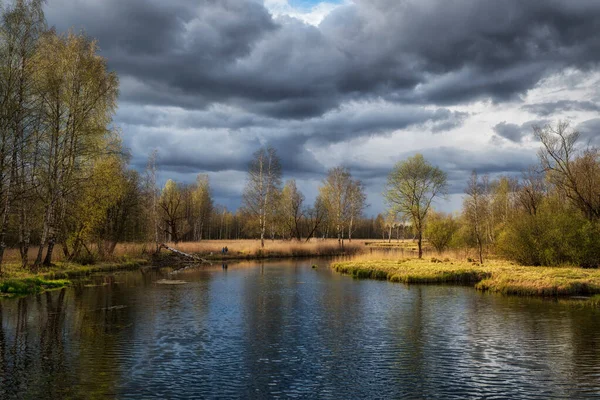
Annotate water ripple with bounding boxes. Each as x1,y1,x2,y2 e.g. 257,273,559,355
1,263,600,399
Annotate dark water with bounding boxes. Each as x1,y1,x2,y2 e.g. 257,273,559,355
1,260,600,399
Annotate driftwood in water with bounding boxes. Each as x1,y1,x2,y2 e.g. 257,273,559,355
159,243,211,264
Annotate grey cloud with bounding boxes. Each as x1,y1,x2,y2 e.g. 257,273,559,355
522,100,600,116
342,145,536,194
119,101,468,186
576,118,600,145
493,119,549,142
493,122,523,142
46,0,600,118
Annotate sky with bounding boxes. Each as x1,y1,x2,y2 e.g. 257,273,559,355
44,0,600,215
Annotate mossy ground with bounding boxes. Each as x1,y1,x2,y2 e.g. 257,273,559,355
0,277,70,296
332,258,600,297
0,258,148,297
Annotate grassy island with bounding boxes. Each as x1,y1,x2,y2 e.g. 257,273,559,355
332,257,600,297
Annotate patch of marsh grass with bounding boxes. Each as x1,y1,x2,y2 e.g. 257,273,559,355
332,258,600,297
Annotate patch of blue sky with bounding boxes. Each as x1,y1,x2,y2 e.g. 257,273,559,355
288,0,343,11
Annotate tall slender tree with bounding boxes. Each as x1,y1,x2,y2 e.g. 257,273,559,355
242,146,282,247
385,154,447,259
464,171,489,264
0,0,45,271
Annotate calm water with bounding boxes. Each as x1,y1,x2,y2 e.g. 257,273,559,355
1,260,600,399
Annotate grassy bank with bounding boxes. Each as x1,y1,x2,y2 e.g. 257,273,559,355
332,257,600,297
0,258,149,297
1,239,365,296
0,277,71,296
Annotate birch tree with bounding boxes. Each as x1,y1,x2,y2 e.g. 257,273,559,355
0,0,45,270
319,167,365,248
242,146,282,247
347,179,367,242
464,171,489,264
32,31,118,268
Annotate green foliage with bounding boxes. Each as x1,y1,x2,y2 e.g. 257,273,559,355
0,278,70,296
497,197,600,267
386,154,448,258
424,211,459,253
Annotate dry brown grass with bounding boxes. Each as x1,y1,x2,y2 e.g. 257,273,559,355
161,239,365,259
3,239,368,266
2,242,152,264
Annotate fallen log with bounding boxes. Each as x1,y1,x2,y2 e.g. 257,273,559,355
159,243,211,264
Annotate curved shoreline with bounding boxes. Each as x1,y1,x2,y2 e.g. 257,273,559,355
332,258,600,300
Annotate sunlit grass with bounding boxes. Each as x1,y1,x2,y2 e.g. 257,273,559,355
0,277,70,297
158,239,366,259
332,257,600,297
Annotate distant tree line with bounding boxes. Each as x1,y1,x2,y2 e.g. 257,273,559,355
155,146,370,249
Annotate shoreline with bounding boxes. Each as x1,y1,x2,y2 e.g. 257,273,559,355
332,258,600,301
0,259,150,297
0,249,358,297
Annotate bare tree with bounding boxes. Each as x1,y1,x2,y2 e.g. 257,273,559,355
145,149,160,251
517,166,546,216
347,179,367,242
464,171,489,264
385,154,447,258
243,146,282,248
319,167,365,249
534,121,600,221
159,179,185,243
304,195,326,242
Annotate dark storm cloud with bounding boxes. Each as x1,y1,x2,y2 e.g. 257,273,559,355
46,0,600,118
493,122,523,142
522,100,600,116
493,119,550,142
120,103,468,187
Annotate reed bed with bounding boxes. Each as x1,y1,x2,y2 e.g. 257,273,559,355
161,239,365,259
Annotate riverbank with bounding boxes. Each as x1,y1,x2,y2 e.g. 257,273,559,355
158,240,365,261
332,258,600,297
0,258,149,297
0,239,365,296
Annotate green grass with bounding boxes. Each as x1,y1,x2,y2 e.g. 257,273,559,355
0,277,70,296
0,258,149,297
332,258,600,297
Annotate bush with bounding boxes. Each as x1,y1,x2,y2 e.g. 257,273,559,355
424,212,459,253
497,198,600,267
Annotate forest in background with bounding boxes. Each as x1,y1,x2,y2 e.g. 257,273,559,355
1,1,599,274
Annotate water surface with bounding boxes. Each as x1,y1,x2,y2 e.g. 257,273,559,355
1,260,600,399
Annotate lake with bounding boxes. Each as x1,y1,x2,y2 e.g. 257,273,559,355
1,259,600,399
